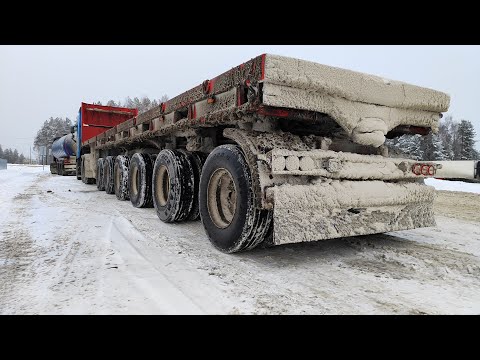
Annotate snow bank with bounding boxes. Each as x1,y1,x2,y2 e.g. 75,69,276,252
425,178,480,194
0,165,46,197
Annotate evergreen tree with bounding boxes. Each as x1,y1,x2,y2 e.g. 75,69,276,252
0,144,3,159
141,97,151,112
386,134,423,160
34,117,72,150
18,154,25,164
133,97,142,111
12,149,19,163
442,135,455,160
419,133,435,160
456,120,478,160
438,115,455,159
124,96,135,109
432,133,446,160
4,148,11,163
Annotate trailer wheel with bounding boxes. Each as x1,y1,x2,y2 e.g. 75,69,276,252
57,162,63,176
81,157,87,183
477,161,480,180
113,155,130,201
128,153,153,207
178,150,207,221
199,145,272,253
96,158,105,191
50,163,57,175
76,159,82,180
104,156,115,194
152,149,194,223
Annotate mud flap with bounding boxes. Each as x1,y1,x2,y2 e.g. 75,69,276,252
268,180,436,245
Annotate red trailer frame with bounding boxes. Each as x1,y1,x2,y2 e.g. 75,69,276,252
80,103,138,146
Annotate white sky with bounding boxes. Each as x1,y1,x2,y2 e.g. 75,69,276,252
0,45,479,156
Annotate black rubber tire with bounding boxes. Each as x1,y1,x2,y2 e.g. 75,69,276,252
103,156,115,194
152,149,194,223
114,155,130,201
81,157,87,184
96,158,105,191
76,159,82,180
178,150,207,221
476,161,480,180
129,153,153,208
199,145,272,253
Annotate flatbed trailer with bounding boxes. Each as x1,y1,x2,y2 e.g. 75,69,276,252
76,54,450,253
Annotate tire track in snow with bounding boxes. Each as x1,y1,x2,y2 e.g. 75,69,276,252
106,217,204,314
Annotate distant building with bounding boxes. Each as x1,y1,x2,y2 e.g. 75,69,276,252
0,158,7,170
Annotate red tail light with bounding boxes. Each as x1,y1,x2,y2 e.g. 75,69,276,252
412,164,422,175
412,163,436,176
421,165,429,175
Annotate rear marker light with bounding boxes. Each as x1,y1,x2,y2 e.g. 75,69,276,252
421,165,429,176
412,164,422,175
412,163,435,176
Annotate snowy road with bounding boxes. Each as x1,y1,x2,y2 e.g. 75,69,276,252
1,165,480,314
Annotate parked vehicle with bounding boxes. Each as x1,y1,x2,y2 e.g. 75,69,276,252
75,54,451,253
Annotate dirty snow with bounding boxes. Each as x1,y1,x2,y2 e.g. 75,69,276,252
1,165,480,314
271,180,435,244
264,54,450,111
262,54,449,146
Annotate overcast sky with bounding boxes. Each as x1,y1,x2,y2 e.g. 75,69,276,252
1,45,479,157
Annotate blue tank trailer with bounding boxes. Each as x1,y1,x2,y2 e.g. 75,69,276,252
50,133,77,176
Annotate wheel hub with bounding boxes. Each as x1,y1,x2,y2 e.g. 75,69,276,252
207,168,237,229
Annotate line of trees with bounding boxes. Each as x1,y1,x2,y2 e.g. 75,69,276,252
0,144,26,164
34,117,73,150
94,95,169,115
386,116,479,161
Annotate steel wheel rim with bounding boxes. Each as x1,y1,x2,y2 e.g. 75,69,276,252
131,166,138,195
207,168,237,229
156,164,170,206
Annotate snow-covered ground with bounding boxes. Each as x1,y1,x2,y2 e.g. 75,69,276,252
1,166,480,314
425,178,480,194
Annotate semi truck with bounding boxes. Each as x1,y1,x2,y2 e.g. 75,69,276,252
49,133,78,175
75,54,451,253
